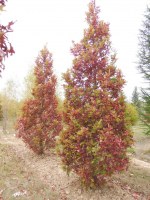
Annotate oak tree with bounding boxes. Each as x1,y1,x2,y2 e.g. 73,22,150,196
0,0,15,75
17,47,62,154
59,1,133,187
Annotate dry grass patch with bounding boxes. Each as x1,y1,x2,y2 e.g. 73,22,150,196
0,143,58,200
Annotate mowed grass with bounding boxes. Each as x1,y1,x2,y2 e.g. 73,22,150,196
0,143,58,200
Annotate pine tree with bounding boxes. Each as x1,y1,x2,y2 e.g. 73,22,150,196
138,6,150,134
16,47,62,154
131,86,141,108
59,1,133,187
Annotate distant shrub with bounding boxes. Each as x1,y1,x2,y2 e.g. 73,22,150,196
57,96,64,114
125,103,139,127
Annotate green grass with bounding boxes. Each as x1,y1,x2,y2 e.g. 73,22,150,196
132,121,149,142
131,121,150,161
0,143,58,200
127,147,135,154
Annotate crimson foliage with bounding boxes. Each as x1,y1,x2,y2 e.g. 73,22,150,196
0,0,15,74
59,1,133,187
16,47,62,154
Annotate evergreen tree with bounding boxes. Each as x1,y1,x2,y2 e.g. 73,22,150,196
59,1,133,187
131,86,141,108
16,47,62,154
138,5,150,134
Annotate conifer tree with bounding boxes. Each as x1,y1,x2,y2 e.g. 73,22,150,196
17,47,62,154
138,6,150,134
131,86,141,108
59,1,133,187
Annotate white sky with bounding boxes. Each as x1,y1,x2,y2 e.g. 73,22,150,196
0,0,150,100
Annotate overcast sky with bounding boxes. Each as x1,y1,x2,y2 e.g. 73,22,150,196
0,0,150,100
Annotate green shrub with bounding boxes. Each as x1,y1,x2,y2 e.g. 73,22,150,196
125,103,139,127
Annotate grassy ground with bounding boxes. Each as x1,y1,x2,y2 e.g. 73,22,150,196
113,163,150,197
0,123,150,199
132,121,149,142
0,143,58,200
132,121,150,162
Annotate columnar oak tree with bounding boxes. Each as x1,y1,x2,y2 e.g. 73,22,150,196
0,0,15,75
59,1,133,187
17,47,62,154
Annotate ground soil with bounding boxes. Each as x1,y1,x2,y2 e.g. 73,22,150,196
0,133,150,200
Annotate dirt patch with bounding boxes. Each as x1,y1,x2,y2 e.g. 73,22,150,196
132,157,150,169
0,134,150,200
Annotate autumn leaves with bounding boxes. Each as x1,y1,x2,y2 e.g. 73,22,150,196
16,1,133,187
